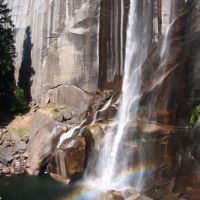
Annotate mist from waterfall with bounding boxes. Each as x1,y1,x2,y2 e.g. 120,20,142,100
85,0,153,190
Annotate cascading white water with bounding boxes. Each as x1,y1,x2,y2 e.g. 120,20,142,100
57,120,86,148
88,0,152,190
160,18,176,64
91,97,113,124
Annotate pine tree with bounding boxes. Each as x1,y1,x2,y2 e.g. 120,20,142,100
0,0,16,110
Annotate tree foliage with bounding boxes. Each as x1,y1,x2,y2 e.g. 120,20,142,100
190,105,200,126
10,86,27,113
0,0,16,110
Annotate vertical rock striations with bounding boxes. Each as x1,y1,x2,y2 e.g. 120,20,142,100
7,0,100,111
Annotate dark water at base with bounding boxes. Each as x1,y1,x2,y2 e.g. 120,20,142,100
0,175,71,200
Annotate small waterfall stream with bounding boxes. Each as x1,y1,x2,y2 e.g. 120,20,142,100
91,97,113,125
57,120,86,148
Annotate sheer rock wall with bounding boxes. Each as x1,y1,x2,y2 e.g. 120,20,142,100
7,0,181,113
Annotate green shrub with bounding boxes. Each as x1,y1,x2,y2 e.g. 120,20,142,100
10,86,27,113
15,128,30,137
190,105,200,126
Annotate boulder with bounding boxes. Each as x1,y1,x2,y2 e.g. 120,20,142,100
30,111,53,136
123,188,140,199
2,165,10,174
82,124,105,152
123,188,153,200
15,141,27,152
48,136,86,182
102,190,124,200
12,160,25,175
22,135,29,143
46,85,92,115
0,147,13,165
26,120,67,175
50,173,70,185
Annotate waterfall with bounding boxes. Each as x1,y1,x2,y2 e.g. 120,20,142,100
86,0,152,190
91,97,113,124
57,120,86,148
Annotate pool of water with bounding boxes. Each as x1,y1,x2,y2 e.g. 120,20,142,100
0,175,72,200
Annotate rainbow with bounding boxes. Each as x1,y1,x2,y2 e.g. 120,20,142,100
60,162,157,200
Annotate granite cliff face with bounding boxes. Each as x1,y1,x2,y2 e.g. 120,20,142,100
7,0,100,113
7,0,177,113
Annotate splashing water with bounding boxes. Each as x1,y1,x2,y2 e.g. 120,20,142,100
57,120,86,148
91,97,113,124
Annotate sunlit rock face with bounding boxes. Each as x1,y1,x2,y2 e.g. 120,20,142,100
26,120,67,175
7,0,181,110
7,0,100,111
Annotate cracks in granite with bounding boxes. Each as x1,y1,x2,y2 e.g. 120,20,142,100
47,84,95,96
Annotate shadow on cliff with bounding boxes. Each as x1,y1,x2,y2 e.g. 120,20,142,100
0,26,34,126
18,26,35,102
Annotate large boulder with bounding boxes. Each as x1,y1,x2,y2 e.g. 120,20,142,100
83,124,105,152
101,190,124,200
15,141,27,152
46,85,92,115
47,136,86,183
30,111,53,136
26,120,67,175
0,147,13,165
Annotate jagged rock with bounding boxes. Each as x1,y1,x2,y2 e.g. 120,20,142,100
123,188,153,200
13,161,25,175
48,136,85,182
82,124,105,152
0,147,13,165
53,109,76,123
126,195,140,200
21,135,29,144
15,141,27,152
50,173,70,185
46,85,92,114
13,153,20,159
22,151,28,159
2,166,10,174
26,120,67,175
67,117,81,125
102,190,124,200
30,111,53,136
123,188,140,199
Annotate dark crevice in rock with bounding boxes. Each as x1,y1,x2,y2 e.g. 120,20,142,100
47,84,95,96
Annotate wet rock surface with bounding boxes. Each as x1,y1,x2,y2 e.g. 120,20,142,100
103,190,124,200
48,136,86,182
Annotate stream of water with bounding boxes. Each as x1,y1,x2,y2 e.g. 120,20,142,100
83,0,152,191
